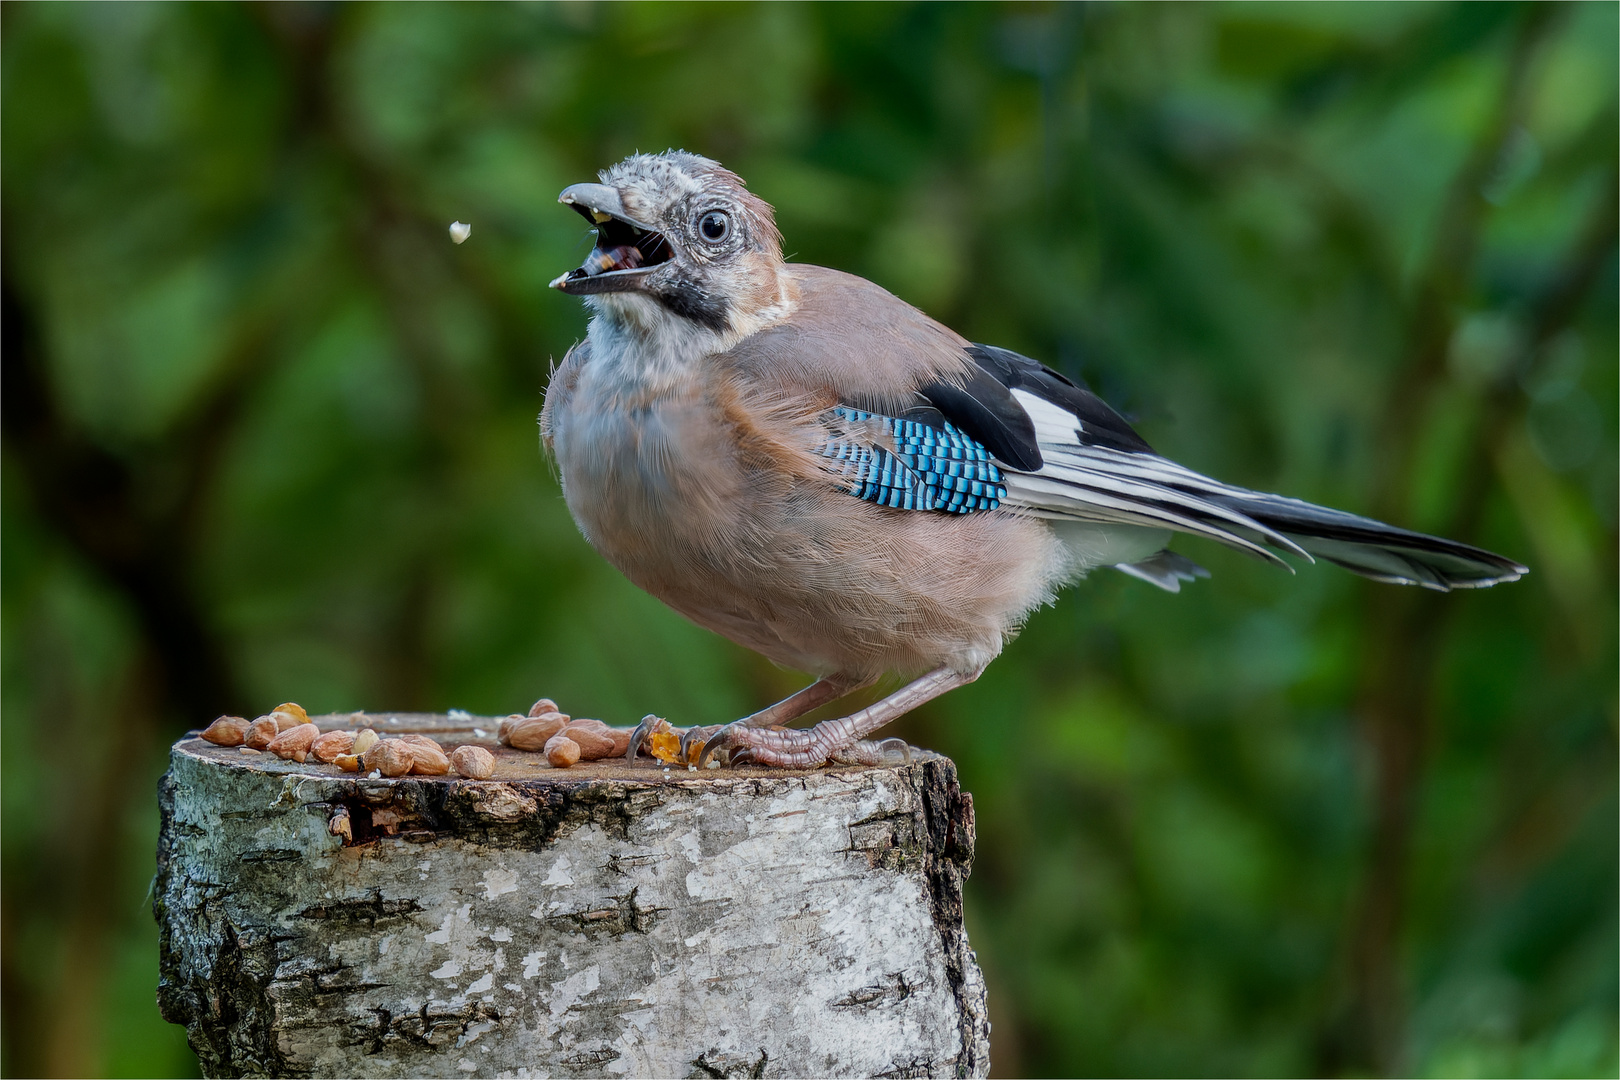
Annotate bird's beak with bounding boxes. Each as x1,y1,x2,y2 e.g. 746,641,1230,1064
550,183,673,295
557,183,635,225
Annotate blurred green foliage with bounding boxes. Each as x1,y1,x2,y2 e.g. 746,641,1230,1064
2,3,1615,1077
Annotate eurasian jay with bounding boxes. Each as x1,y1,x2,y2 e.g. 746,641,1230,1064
541,151,1526,769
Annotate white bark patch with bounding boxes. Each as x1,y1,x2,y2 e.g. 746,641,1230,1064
481,867,519,900
549,964,601,1021
543,855,573,887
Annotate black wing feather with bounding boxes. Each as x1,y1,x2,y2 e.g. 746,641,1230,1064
965,344,1155,455
916,344,1154,471
918,361,1044,471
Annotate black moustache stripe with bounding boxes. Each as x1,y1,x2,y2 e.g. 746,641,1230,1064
654,283,730,333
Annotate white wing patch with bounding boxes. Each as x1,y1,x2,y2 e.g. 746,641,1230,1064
1011,389,1082,445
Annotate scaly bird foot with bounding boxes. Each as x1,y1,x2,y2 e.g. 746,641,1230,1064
697,728,911,769
699,722,829,769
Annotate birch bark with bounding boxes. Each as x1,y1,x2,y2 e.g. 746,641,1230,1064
155,715,989,1079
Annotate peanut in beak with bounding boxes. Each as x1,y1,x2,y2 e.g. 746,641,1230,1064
585,244,644,276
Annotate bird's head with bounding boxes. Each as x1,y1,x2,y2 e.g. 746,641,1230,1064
549,152,787,340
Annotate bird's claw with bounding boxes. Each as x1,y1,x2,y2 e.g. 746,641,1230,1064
697,723,746,770
880,736,913,764
830,737,912,766
697,723,781,768
678,724,724,764
624,714,662,761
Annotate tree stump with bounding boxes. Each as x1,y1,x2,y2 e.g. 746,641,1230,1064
154,714,989,1078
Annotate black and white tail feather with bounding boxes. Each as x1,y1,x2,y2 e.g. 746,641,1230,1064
924,345,1527,594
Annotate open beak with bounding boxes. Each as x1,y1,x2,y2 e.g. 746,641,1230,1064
549,183,673,295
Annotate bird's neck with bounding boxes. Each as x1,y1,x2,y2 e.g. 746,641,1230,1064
585,268,797,398
585,298,727,398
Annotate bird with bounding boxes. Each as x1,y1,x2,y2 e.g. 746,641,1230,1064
540,151,1526,770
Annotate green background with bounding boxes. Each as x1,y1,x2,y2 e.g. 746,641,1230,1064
3,2,1615,1076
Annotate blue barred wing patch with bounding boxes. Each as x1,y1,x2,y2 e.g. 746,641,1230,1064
816,407,1005,513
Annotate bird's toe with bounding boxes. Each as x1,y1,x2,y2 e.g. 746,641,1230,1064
830,737,912,766
624,713,664,761
679,724,724,764
697,723,747,769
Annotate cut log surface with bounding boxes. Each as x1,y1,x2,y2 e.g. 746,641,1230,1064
155,714,989,1079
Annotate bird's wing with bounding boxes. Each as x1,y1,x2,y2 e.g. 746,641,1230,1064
803,338,1295,560
914,343,1525,590
903,345,1304,565
813,405,1008,514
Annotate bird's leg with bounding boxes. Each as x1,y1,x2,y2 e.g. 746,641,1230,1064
627,674,870,761
700,666,975,769
745,673,874,727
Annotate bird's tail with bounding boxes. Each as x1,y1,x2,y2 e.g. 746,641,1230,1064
1002,440,1526,592
1204,488,1527,591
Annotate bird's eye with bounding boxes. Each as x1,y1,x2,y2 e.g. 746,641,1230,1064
698,210,730,243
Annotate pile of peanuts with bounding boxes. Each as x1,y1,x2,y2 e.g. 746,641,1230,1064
198,703,496,780
497,698,631,767
196,698,644,778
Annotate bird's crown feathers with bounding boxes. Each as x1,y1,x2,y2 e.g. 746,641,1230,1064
599,151,782,260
